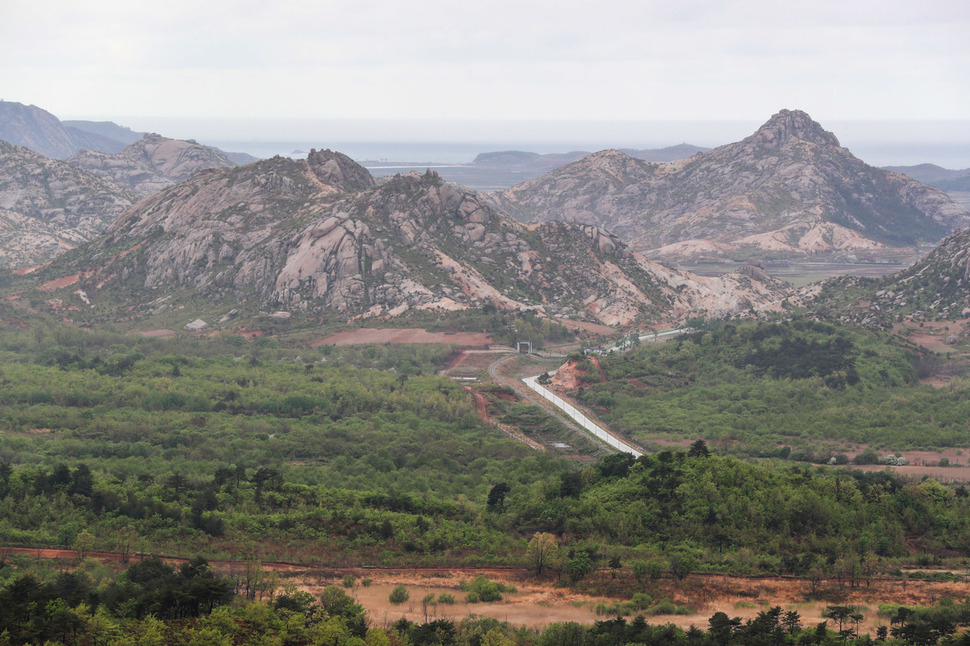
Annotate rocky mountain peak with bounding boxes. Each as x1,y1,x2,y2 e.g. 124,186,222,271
581,149,645,171
306,148,375,193
749,109,841,149
488,109,968,262
32,150,789,327
66,134,239,196
586,149,630,162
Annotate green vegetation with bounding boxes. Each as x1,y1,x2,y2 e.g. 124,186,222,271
577,319,969,454
388,584,410,604
7,308,970,643
503,449,970,580
0,318,568,564
4,315,970,576
460,575,514,603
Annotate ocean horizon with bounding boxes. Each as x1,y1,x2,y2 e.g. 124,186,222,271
122,117,970,169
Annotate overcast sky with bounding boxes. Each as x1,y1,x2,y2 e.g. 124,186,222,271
2,0,968,146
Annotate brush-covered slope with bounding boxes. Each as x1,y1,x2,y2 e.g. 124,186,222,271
489,110,969,262
35,149,787,326
66,133,243,196
0,140,136,269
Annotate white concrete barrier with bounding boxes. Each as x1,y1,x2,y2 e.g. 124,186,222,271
522,375,642,457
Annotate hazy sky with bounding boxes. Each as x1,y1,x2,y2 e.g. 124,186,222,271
2,0,969,143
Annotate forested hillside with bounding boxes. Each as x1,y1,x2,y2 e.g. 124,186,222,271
4,310,970,644
572,319,967,456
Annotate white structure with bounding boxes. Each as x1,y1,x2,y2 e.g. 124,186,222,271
522,375,642,457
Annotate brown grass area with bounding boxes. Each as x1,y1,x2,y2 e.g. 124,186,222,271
301,572,602,630
5,549,968,634
293,569,970,634
892,318,970,388
894,319,969,353
441,351,512,379
314,328,492,347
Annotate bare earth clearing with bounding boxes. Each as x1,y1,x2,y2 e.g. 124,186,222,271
313,328,492,347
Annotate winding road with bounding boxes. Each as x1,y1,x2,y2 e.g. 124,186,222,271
487,329,691,456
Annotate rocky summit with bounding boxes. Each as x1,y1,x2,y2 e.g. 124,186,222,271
488,109,970,262
35,149,788,327
67,133,244,196
0,140,136,269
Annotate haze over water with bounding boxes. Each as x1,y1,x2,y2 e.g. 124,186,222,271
134,117,970,169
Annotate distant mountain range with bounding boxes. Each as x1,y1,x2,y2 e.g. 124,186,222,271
5,100,970,331
20,150,789,328
471,144,708,172
883,163,970,193
488,110,970,263
0,100,257,165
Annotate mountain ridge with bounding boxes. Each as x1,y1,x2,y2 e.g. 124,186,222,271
487,109,970,262
25,150,789,328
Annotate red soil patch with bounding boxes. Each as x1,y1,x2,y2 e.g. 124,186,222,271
443,351,470,373
550,357,604,390
314,328,492,347
465,386,490,424
38,273,81,291
12,264,46,276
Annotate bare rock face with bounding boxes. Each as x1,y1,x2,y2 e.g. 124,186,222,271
42,158,791,326
488,109,970,262
749,109,840,149
0,140,135,268
306,148,376,193
67,134,239,196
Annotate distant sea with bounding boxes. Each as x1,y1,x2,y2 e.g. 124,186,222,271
178,118,970,169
